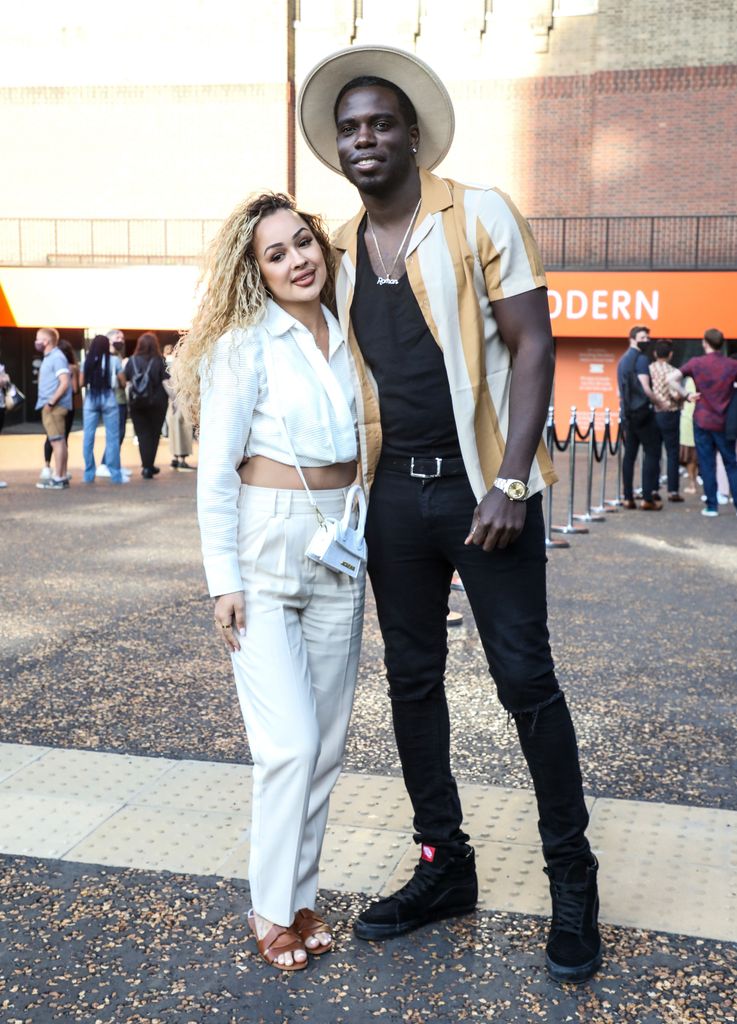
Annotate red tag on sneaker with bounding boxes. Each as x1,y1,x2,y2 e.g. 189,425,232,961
421,845,436,863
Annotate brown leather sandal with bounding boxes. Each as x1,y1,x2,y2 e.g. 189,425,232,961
247,909,307,971
293,907,333,955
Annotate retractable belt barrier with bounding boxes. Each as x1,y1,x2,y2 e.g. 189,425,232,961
544,406,626,551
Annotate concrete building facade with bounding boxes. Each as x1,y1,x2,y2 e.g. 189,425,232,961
2,0,736,230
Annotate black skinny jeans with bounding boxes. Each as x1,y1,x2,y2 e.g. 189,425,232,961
130,398,167,471
655,410,681,494
622,410,662,501
365,464,591,869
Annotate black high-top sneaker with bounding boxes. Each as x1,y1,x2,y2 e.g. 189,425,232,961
544,856,603,983
353,846,478,940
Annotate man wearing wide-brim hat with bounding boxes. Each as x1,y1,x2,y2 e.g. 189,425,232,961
298,45,602,984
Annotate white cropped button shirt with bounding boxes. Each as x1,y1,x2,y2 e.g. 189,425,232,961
197,299,358,597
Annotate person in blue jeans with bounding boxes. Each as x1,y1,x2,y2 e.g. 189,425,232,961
80,335,127,484
668,328,737,517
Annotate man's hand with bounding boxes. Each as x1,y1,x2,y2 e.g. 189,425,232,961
465,488,527,551
214,591,246,652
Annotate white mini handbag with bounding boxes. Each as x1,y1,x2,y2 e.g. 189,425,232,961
263,335,367,578
304,484,367,577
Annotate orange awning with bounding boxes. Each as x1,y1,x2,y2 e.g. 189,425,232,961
0,266,200,329
1,266,735,337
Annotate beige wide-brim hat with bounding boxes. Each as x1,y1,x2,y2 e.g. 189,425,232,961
297,45,455,175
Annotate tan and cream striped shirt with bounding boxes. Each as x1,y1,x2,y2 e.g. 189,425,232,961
333,168,557,501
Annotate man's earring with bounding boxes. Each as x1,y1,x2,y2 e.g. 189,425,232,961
412,146,418,154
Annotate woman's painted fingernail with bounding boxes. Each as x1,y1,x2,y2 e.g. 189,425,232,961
239,628,246,636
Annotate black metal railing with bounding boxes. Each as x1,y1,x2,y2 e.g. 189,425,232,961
529,214,737,270
0,218,223,267
1,215,735,270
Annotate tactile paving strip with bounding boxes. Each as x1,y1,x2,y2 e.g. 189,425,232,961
588,797,737,941
1,747,174,804
2,743,736,942
0,742,48,783
330,773,413,830
460,783,544,844
216,838,251,880
320,824,411,893
0,792,122,859
131,759,252,815
64,805,247,876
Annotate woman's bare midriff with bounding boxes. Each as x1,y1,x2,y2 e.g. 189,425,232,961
239,455,357,491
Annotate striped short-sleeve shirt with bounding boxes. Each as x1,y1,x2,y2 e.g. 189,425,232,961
333,168,556,500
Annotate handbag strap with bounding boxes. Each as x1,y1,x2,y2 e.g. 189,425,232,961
261,334,325,521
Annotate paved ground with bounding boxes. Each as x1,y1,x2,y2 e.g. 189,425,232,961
1,430,736,1022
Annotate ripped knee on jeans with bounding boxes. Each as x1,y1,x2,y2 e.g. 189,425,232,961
506,690,564,735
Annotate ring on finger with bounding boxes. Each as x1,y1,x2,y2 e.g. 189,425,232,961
219,623,232,630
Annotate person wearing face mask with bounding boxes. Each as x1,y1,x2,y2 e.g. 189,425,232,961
39,338,79,484
171,193,365,972
34,327,72,490
617,325,666,510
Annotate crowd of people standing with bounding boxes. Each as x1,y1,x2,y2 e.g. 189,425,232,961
617,325,737,516
0,327,196,490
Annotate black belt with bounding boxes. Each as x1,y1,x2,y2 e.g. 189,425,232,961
378,455,467,479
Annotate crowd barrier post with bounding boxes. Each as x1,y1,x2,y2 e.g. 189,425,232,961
544,405,570,549
573,410,606,523
606,414,625,508
592,408,618,515
551,407,589,535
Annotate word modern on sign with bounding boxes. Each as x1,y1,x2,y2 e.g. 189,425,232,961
548,288,659,322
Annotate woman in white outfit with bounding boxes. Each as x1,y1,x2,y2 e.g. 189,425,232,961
172,193,365,971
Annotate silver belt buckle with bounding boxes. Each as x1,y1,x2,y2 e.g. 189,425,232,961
410,457,442,479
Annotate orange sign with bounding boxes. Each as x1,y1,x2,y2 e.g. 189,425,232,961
1,267,735,336
553,338,623,438
547,271,737,337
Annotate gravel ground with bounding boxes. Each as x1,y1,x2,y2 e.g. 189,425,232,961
1,857,735,1024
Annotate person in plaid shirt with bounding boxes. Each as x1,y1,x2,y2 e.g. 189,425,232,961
668,328,737,516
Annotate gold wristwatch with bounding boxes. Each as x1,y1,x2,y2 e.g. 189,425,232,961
493,477,530,501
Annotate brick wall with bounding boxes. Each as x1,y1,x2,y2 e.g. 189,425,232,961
440,65,737,217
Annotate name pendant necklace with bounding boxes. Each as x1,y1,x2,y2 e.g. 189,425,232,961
367,197,422,286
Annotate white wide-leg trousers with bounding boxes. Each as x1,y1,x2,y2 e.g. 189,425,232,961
231,484,365,927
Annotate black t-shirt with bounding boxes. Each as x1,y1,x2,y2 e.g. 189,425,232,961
350,221,461,458
617,348,651,415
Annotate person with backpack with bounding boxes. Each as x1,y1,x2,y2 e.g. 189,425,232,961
124,332,169,478
617,325,666,510
80,335,127,484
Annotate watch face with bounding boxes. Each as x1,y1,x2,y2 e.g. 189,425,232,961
507,480,527,500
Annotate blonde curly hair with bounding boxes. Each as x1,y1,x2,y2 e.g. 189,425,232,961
170,192,335,423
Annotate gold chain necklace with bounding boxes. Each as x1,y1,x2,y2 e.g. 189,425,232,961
367,198,422,286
